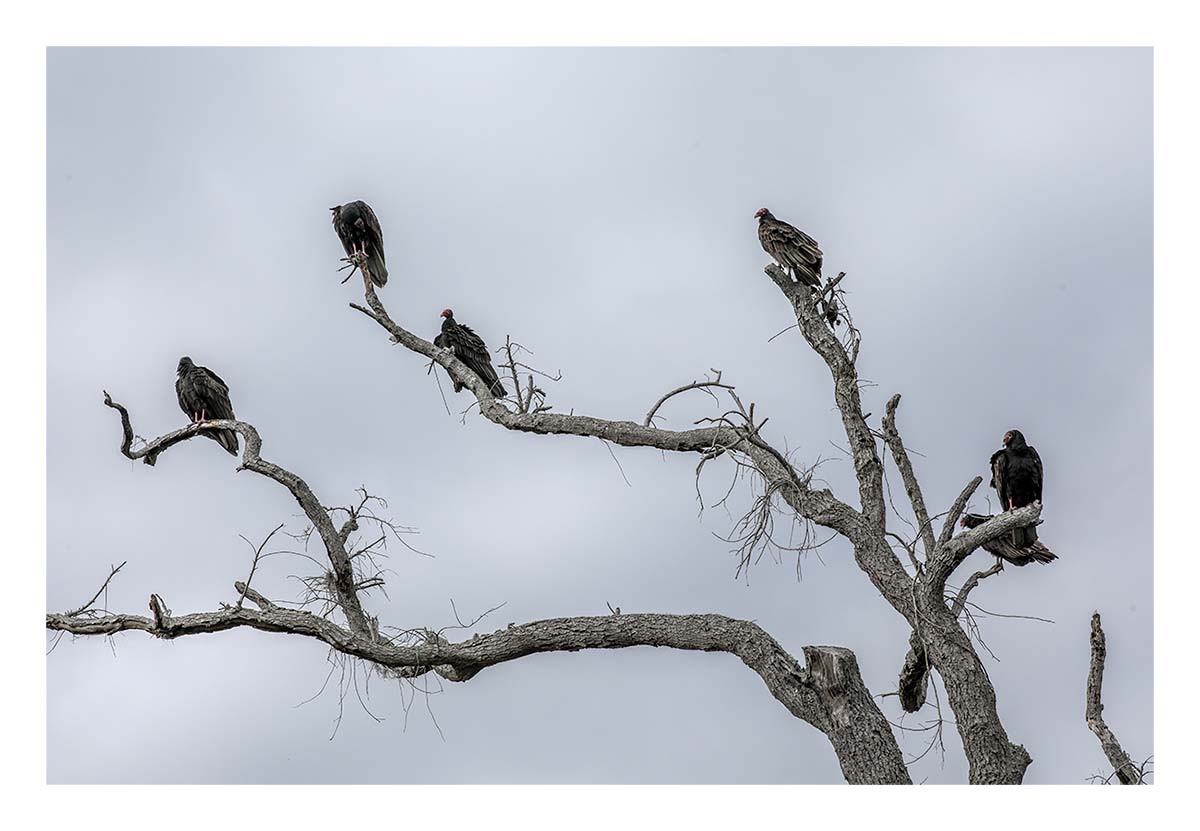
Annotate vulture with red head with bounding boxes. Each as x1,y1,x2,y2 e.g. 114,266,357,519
331,200,388,287
755,208,823,288
989,428,1044,546
434,309,507,398
755,208,837,324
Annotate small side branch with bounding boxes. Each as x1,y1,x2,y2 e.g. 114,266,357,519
881,394,935,557
644,370,734,426
1086,613,1145,784
66,561,127,617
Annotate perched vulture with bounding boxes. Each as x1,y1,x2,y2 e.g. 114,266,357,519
330,200,388,287
435,309,507,397
755,208,837,324
175,356,238,455
755,208,823,288
989,428,1043,546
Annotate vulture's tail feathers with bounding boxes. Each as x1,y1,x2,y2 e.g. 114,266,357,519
1011,523,1038,547
367,251,388,287
214,429,239,456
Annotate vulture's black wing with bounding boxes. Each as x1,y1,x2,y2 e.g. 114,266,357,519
446,322,507,397
1028,445,1044,504
989,449,1010,509
759,218,823,288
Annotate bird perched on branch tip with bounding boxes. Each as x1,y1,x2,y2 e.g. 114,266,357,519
755,208,838,325
331,200,388,287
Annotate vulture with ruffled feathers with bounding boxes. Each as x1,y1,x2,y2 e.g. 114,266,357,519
330,200,388,287
756,208,823,288
755,208,838,324
435,310,507,397
175,357,239,455
989,428,1044,546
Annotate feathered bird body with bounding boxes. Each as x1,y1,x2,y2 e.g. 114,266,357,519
175,356,239,455
756,208,823,288
989,429,1043,546
331,200,388,287
436,311,507,397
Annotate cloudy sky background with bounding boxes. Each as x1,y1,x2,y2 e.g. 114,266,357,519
47,47,1151,784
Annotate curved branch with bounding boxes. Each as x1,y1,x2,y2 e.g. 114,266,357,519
101,393,373,639
349,285,871,545
46,597,909,784
643,373,735,426
1087,613,1144,784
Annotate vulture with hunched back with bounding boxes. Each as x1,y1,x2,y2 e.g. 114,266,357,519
755,208,838,325
756,208,823,288
435,310,507,398
175,356,239,455
989,428,1044,546
331,200,388,287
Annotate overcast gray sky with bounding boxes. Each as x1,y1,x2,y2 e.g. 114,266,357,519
47,47,1151,784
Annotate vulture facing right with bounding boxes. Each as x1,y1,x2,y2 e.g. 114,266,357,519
176,356,239,455
434,309,508,398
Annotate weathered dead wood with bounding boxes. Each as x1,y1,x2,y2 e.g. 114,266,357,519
100,393,374,639
46,598,909,784
1086,613,1145,784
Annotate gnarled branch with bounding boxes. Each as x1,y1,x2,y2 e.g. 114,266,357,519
101,393,374,639
46,593,909,784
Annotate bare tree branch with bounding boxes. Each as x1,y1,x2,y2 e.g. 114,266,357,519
881,393,935,557
65,561,127,617
1086,613,1144,784
101,393,375,639
643,370,735,426
46,596,909,784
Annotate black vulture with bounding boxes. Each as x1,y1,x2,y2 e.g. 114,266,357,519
755,208,837,324
989,428,1043,546
331,200,388,287
175,357,238,455
435,310,507,398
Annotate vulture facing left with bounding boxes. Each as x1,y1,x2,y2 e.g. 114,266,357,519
989,428,1043,546
331,200,388,287
755,208,838,325
176,356,239,455
756,207,823,288
434,309,507,398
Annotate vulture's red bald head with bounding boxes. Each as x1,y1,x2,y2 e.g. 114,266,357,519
441,308,453,319
755,208,770,219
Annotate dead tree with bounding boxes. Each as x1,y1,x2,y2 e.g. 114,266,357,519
47,251,1132,784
